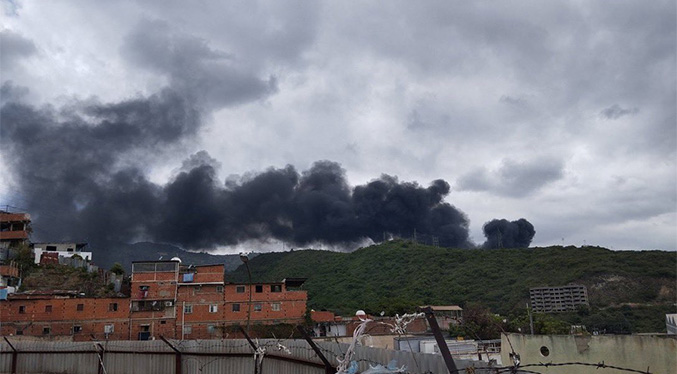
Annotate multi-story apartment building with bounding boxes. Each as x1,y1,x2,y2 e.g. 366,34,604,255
0,210,31,261
0,259,308,340
529,284,589,313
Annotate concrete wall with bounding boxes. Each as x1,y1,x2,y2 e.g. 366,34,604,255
500,333,676,374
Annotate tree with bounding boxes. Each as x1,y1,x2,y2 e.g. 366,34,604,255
109,262,126,275
13,243,36,277
453,303,505,340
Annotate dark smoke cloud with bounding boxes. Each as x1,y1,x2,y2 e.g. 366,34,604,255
1,88,472,249
482,218,535,249
0,19,475,252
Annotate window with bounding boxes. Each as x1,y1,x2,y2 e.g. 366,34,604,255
160,320,166,325
271,303,281,311
255,285,263,293
209,304,218,313
254,303,262,312
72,325,82,334
104,324,114,334
43,327,50,335
184,304,193,314
207,325,216,334
46,245,57,251
193,285,201,295
19,306,25,314
236,285,246,293
45,305,52,313
16,329,23,335
77,303,84,311
108,303,118,312
216,285,224,293
232,303,240,312
271,284,282,293
184,325,192,335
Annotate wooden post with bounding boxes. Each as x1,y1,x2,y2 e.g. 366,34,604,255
420,306,459,374
160,335,182,374
296,325,336,374
3,337,18,374
239,326,261,374
96,343,105,374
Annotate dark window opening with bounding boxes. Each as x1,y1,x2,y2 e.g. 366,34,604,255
16,330,23,335
45,305,52,313
232,303,240,312
271,284,282,293
109,303,118,312
77,304,84,311
236,286,245,293
46,245,57,251
19,306,25,314
160,320,166,325
255,285,263,293
73,326,82,333
43,327,50,335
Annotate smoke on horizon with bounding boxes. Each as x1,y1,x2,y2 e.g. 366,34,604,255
0,86,478,250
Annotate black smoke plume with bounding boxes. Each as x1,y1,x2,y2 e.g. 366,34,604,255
1,89,472,250
482,218,535,249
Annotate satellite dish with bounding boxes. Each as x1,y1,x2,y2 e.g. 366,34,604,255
171,257,182,263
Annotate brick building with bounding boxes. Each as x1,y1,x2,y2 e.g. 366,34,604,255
0,211,31,261
0,259,308,340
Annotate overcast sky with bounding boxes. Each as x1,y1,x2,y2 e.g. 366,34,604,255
1,0,675,251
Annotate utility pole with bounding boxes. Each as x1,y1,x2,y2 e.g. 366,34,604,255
527,303,534,335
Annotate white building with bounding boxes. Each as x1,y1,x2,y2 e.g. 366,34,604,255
33,242,92,264
667,314,677,335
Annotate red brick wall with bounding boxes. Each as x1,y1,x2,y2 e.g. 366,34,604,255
0,297,131,340
1,272,308,340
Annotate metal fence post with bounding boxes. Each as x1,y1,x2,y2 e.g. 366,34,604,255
296,325,336,374
160,335,182,374
420,306,459,374
3,337,18,374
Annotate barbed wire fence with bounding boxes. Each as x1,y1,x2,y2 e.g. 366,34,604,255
0,310,659,374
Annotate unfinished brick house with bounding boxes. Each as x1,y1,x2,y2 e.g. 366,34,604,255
0,259,308,340
0,210,31,261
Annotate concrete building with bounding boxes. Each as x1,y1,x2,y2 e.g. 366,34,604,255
0,259,308,341
500,333,676,374
529,285,589,313
667,313,677,335
32,242,93,264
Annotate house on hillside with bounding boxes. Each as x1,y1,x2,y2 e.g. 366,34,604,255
33,242,93,264
0,258,308,340
0,210,31,261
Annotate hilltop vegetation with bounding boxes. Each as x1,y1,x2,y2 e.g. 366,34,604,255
227,241,676,332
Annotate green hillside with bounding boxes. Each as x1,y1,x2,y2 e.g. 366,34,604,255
227,241,676,331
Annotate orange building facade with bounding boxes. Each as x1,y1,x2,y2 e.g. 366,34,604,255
0,260,307,340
